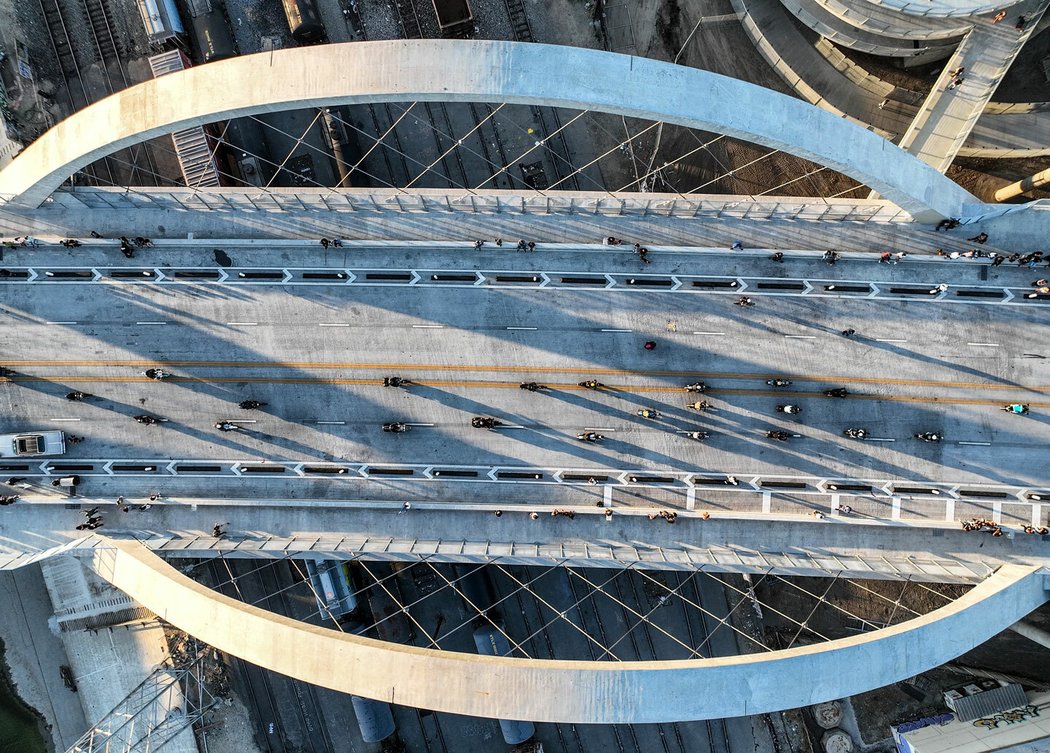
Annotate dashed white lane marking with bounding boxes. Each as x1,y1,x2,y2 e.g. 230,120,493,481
226,322,258,326
891,496,901,519
959,441,992,446
876,338,907,343
136,321,166,325
784,335,816,340
412,324,444,329
314,421,345,425
46,321,78,325
693,331,725,336
506,327,537,331
50,418,81,422
967,342,999,347
945,497,955,522
601,329,633,333
319,323,350,327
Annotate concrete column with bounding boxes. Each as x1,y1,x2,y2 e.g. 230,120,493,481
994,167,1050,202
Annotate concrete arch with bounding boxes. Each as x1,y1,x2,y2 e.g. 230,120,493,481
0,40,977,220
89,539,1048,724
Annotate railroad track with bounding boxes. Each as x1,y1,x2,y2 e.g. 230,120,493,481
500,0,579,190
687,573,734,753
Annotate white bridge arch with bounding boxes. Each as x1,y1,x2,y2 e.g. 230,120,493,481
0,40,979,219
88,539,1047,725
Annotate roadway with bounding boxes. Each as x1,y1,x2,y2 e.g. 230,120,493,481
0,242,1049,555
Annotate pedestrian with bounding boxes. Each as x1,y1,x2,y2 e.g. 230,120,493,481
1015,15,1027,30
841,328,856,337
948,66,965,78
892,252,907,264
813,511,825,519
529,512,539,520
968,232,988,244
516,239,527,251
138,504,152,511
90,230,103,239
527,241,536,252
83,507,99,517
992,254,1005,267
946,77,963,90
993,10,1006,22
331,239,342,247
1008,253,1021,262
212,524,225,538
494,237,503,247
730,241,743,251
839,505,853,515
86,521,103,530
770,252,784,262
878,99,887,110
702,511,710,520
1032,278,1048,287
494,510,502,517
879,251,892,263
725,475,738,486
320,238,331,249
644,341,656,350
930,283,949,294
148,494,161,502
473,240,484,250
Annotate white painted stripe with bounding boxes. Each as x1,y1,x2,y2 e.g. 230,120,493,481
604,485,613,508
830,493,840,512
314,421,345,425
992,501,1002,524
406,423,435,427
50,418,81,422
226,322,258,326
319,323,350,327
686,486,695,511
945,497,955,522
891,496,901,520
693,331,725,336
1032,504,1042,527
136,321,166,325
958,441,991,446
601,329,633,333
867,438,895,442
412,324,444,329
966,342,999,347
875,338,907,343
762,491,771,513
46,321,78,325
784,335,816,339
506,327,537,331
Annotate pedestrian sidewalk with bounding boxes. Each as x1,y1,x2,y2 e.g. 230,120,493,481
897,0,1050,172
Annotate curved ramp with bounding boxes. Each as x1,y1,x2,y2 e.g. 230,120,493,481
88,538,1048,724
0,40,976,219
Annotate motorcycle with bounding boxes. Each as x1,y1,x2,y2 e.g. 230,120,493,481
383,377,411,387
133,415,159,425
637,409,662,419
776,404,802,414
844,427,868,439
767,379,791,387
684,382,707,393
603,236,624,246
766,430,792,441
471,417,502,429
519,382,548,392
915,432,942,443
576,432,605,442
383,422,409,433
686,431,709,441
60,239,81,248
734,296,754,307
65,391,90,401
1002,403,1030,415
132,237,154,248
215,421,236,432
686,401,709,412
143,369,172,380
578,380,606,390
824,388,849,398
239,400,266,410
